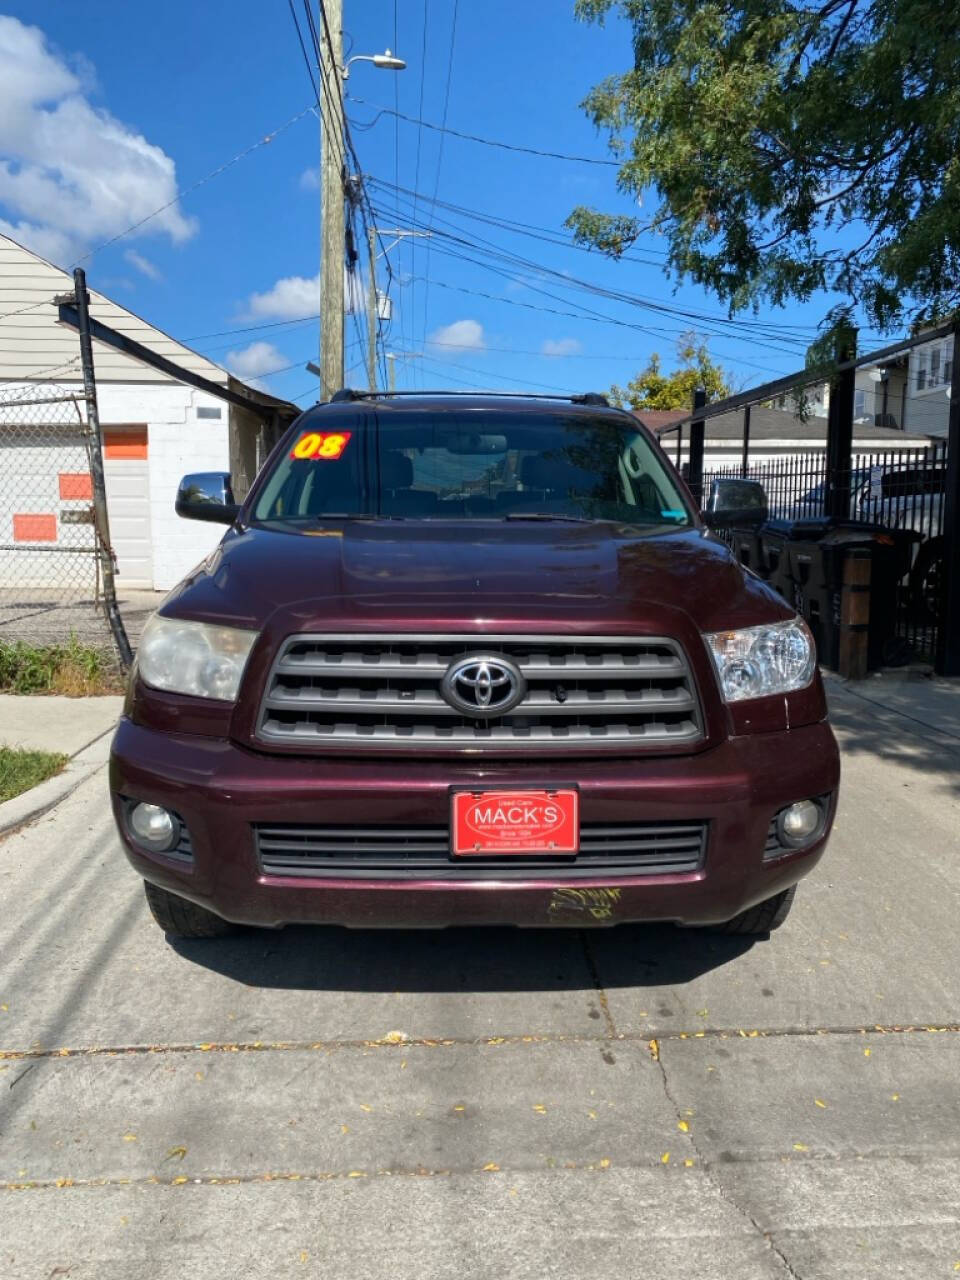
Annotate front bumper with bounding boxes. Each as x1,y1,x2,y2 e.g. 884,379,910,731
109,719,839,929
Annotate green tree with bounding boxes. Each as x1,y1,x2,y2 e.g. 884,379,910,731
610,336,731,408
567,0,960,355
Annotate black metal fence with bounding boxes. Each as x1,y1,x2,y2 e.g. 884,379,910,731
704,442,948,663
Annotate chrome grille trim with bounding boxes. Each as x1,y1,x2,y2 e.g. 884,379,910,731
256,633,703,752
255,820,707,880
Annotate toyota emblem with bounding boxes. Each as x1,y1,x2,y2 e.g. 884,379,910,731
440,655,527,718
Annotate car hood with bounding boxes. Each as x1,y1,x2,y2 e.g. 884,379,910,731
161,520,791,636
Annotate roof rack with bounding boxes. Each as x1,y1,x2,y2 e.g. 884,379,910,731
330,388,610,407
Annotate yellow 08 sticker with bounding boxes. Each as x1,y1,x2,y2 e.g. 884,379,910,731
290,431,352,461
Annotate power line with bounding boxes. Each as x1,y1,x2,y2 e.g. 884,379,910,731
420,0,459,349
410,0,430,362
347,94,621,167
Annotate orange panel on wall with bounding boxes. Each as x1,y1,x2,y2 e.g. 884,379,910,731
59,472,94,500
13,514,57,542
103,426,148,459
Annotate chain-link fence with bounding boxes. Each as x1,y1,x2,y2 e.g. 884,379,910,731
0,376,124,663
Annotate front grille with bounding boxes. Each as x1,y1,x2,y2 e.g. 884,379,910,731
256,634,702,753
255,820,707,879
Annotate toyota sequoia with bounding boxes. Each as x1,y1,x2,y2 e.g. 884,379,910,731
110,392,839,938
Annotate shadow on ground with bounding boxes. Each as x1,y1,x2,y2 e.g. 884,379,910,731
171,922,756,994
827,681,960,796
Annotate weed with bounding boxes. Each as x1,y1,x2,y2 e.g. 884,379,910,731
0,747,69,804
0,637,123,697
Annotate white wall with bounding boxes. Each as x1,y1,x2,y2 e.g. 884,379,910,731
905,333,953,438
96,383,229,592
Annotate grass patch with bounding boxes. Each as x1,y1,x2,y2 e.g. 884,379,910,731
0,637,124,696
0,747,69,804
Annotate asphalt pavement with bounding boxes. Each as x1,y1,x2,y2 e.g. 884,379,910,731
1,674,959,1278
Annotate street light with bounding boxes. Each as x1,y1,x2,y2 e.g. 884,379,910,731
342,49,406,79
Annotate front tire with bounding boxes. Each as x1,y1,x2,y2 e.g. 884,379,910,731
143,881,236,938
712,885,797,936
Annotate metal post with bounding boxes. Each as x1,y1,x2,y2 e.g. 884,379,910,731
367,225,377,391
688,387,706,503
936,319,960,675
825,334,857,521
675,425,682,469
319,0,344,401
73,268,133,669
741,404,751,478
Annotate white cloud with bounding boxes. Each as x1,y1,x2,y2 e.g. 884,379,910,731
240,267,366,320
427,319,486,354
124,248,161,281
0,16,195,267
299,167,319,191
541,338,583,357
224,341,288,390
243,271,321,320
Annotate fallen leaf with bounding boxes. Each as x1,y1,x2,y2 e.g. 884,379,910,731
347,1170,366,1179
122,1133,138,1143
532,1104,547,1114
383,1030,408,1044
863,1049,871,1057
165,1145,188,1162
891,1093,900,1102
482,1162,500,1172
453,1105,465,1113
814,1099,827,1109
598,1157,610,1169
171,1175,188,1186
341,1124,349,1134
793,1143,809,1152
677,1120,689,1132
648,1038,660,1062
358,1104,373,1113
684,1159,695,1168
195,1071,205,1081
587,1109,597,1120
660,1152,670,1164
299,1251,309,1264
696,1009,708,1018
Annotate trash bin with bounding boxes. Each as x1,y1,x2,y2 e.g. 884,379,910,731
755,521,918,671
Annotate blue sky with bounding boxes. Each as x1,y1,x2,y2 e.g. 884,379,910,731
0,2,884,406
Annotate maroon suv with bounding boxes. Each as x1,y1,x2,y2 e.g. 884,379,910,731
109,392,839,938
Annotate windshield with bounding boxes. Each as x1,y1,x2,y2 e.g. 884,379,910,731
252,409,693,528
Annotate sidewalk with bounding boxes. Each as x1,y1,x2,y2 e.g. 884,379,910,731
0,693,124,756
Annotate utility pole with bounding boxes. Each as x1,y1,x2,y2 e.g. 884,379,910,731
367,226,378,391
319,0,344,401
386,352,396,392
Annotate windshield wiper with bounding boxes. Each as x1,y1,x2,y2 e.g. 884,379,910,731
502,513,595,523
313,513,407,521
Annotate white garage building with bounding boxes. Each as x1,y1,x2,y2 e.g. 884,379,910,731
0,233,295,592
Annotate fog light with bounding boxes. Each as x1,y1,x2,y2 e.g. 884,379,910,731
778,800,822,846
129,802,179,852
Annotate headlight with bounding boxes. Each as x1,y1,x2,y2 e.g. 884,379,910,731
705,619,815,702
138,614,257,701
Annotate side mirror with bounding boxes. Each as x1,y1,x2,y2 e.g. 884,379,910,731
702,477,768,529
175,472,240,525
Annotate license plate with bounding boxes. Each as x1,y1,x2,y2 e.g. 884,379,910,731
451,788,579,856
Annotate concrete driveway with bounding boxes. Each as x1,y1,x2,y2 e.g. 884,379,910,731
1,676,959,1278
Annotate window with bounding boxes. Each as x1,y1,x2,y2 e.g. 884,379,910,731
197,406,222,420
854,389,866,418
916,351,927,391
253,410,694,530
930,349,941,386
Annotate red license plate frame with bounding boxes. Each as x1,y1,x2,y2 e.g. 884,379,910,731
451,787,579,857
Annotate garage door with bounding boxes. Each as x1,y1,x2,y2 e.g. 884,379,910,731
103,426,153,588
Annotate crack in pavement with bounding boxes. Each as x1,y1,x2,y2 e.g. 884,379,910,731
652,1041,804,1280
2,1021,958,1062
578,931,619,1040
